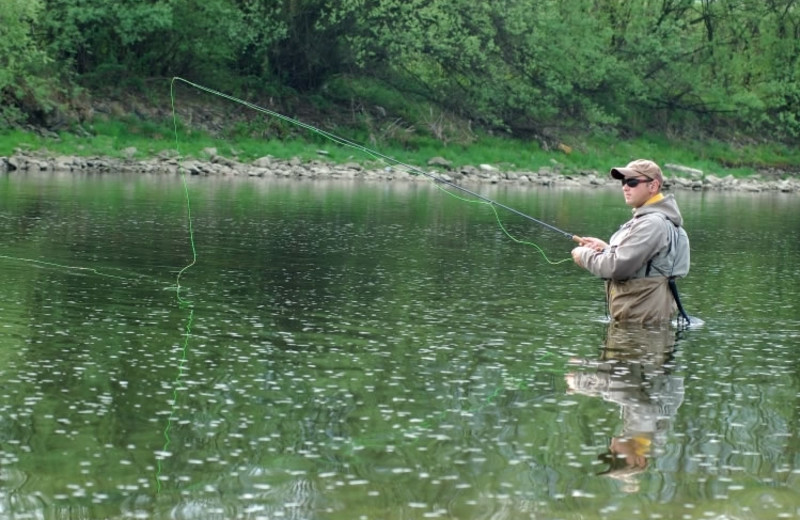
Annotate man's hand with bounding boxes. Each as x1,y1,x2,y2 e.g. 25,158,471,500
571,247,585,267
577,236,608,251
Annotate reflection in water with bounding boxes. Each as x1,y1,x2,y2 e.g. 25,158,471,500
565,323,685,492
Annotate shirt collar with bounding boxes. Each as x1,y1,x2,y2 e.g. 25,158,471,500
644,193,665,206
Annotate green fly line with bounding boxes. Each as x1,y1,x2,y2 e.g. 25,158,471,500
0,254,135,280
153,83,203,493
168,77,576,265
439,190,572,264
155,307,193,493
152,79,579,488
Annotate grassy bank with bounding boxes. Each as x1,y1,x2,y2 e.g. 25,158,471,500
2,116,799,179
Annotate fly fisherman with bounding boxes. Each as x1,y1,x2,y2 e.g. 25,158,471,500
571,159,690,324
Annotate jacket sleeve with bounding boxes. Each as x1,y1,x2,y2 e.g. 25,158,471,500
577,215,668,280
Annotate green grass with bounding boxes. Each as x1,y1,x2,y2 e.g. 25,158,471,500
2,115,798,180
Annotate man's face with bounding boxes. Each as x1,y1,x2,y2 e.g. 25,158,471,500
621,176,657,208
609,436,649,469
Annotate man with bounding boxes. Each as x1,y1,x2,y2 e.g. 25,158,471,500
571,159,690,324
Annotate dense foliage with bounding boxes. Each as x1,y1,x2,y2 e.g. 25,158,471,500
2,0,799,142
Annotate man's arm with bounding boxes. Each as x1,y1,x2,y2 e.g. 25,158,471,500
573,216,667,280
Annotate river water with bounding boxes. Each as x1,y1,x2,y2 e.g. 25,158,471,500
0,171,799,519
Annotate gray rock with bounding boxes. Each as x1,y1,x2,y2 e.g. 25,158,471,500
428,156,452,167
665,163,704,178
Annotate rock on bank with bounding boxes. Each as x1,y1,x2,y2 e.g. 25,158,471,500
1,151,798,193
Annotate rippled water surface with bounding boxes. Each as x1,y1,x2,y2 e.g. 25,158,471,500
1,172,799,519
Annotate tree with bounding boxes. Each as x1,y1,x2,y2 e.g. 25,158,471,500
37,0,288,89
0,0,55,126
8,0,800,141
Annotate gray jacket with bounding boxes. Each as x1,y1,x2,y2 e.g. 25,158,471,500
577,194,690,322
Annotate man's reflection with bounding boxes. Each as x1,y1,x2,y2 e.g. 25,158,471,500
565,323,684,490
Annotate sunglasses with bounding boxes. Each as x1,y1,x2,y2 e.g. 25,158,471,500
621,177,652,188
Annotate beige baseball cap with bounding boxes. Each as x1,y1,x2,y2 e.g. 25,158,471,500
610,159,664,184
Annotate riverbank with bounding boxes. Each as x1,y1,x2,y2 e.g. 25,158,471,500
2,149,799,193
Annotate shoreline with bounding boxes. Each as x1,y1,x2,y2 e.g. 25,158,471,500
2,150,799,193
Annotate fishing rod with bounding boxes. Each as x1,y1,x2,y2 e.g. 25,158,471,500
170,77,583,244
412,169,582,243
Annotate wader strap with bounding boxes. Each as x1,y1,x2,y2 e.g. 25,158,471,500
668,277,691,325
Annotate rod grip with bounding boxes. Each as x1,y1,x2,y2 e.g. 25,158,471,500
571,235,583,244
